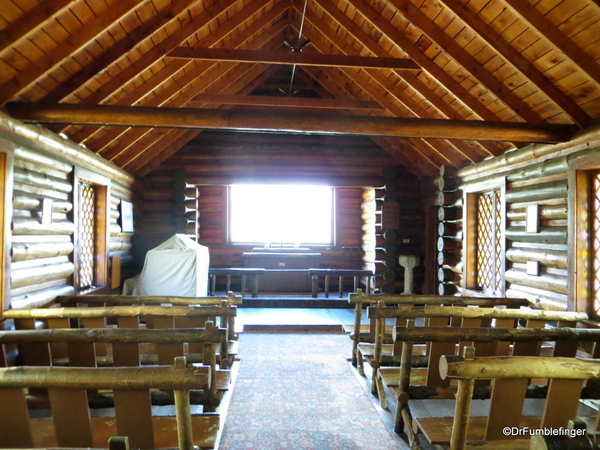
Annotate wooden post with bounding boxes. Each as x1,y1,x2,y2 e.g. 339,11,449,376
449,347,476,450
173,357,195,450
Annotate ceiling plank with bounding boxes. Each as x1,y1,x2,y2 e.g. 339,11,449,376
167,46,421,70
93,13,289,162
0,0,78,55
305,0,508,157
80,0,250,107
297,5,496,162
68,0,284,145
0,0,145,104
379,0,545,124
437,0,591,127
299,66,437,176
188,93,383,110
41,0,200,103
134,64,281,175
503,0,600,87
6,103,577,143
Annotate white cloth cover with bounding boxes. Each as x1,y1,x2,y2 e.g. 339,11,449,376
129,234,209,297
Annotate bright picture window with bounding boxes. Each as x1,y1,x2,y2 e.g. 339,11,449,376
229,184,334,245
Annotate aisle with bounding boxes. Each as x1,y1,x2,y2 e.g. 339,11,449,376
218,333,404,450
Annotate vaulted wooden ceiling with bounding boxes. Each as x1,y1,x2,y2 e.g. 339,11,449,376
1,0,599,179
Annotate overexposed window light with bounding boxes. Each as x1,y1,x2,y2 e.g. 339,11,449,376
229,184,334,245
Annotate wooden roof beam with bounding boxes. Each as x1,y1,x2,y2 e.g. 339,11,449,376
0,0,144,104
436,0,591,127
167,47,421,70
6,103,578,143
188,94,383,110
0,0,78,55
503,0,600,87
100,19,289,165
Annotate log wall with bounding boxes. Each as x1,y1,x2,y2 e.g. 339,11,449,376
450,124,600,311
0,111,136,310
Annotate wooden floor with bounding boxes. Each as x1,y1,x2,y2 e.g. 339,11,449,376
236,307,360,333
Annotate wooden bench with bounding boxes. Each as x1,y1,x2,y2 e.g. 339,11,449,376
366,304,587,406
439,350,600,450
208,269,264,298
47,300,238,369
0,325,228,411
0,358,218,449
392,324,600,447
348,292,529,373
308,269,374,298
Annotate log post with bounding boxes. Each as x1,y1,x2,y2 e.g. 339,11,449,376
173,357,195,450
449,347,476,450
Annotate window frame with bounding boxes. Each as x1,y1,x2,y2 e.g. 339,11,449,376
569,151,600,317
226,184,337,247
463,177,507,297
0,147,13,312
73,167,110,292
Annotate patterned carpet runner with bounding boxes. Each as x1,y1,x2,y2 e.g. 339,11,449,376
219,333,401,449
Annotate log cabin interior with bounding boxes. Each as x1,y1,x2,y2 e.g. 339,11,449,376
2,0,600,448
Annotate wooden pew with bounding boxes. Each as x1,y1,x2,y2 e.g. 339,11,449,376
9,303,238,370
0,358,218,449
392,325,600,447
347,290,529,371
440,350,600,450
0,325,227,410
366,304,587,406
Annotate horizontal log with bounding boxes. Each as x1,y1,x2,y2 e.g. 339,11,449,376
505,226,567,244
505,269,568,295
505,180,567,204
0,327,226,344
507,204,567,221
505,247,567,269
13,194,72,213
14,147,72,174
13,167,73,194
56,294,243,306
440,355,600,380
5,103,578,143
393,326,600,343
367,305,586,321
438,282,459,295
10,284,75,310
0,364,210,389
505,287,568,311
348,292,529,307
2,305,237,319
11,241,74,262
10,261,74,289
11,218,75,236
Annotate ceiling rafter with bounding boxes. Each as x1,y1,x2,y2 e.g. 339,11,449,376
286,67,431,177
40,0,200,104
307,0,509,157
379,0,546,124
299,21,489,165
503,0,600,87
436,0,591,127
0,0,78,55
0,0,145,104
136,64,283,176
299,28,467,168
69,0,285,148
104,15,290,167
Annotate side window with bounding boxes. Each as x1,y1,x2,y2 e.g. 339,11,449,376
570,155,600,319
464,180,506,296
74,169,109,292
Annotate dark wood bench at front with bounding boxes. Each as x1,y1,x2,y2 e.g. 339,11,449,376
208,269,264,298
0,358,217,449
309,269,374,298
